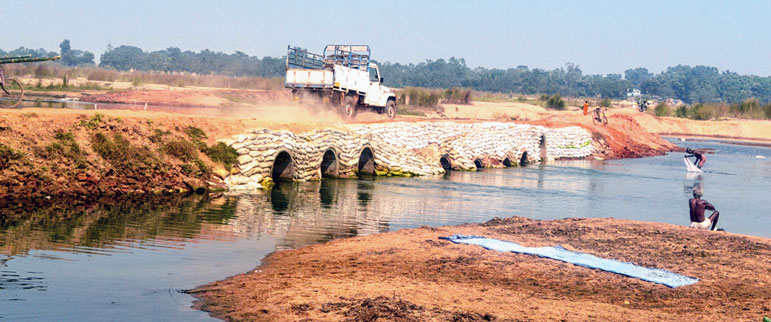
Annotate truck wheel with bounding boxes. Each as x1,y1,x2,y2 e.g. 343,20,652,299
341,96,357,120
385,100,397,119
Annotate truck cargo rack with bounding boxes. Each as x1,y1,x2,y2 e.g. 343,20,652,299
323,45,370,71
286,46,325,70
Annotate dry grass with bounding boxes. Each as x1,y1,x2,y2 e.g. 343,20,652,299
3,63,284,90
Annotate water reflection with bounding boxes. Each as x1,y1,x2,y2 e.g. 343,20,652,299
0,196,239,256
0,138,769,321
231,179,389,250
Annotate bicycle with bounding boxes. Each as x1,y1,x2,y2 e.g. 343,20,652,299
0,67,24,108
592,108,608,126
0,55,60,108
638,101,648,113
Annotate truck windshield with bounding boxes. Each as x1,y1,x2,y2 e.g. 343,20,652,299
369,68,379,82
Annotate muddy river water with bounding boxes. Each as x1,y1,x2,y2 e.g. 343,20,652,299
1,138,769,321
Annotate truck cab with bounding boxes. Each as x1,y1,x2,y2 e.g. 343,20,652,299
364,63,394,109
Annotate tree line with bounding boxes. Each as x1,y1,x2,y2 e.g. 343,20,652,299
377,59,771,104
2,41,770,104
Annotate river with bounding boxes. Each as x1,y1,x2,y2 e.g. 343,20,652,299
1,138,768,321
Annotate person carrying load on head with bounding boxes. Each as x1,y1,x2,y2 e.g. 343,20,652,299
689,186,720,231
685,148,706,169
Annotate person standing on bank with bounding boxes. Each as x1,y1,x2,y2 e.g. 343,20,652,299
583,100,589,116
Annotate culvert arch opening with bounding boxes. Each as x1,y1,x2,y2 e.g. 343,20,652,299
271,151,295,182
320,149,339,178
358,147,375,175
440,155,452,170
520,152,529,166
474,159,484,169
502,158,512,167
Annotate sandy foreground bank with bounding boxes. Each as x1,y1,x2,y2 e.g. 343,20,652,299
191,217,771,321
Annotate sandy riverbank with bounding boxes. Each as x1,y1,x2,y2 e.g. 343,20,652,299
190,216,771,321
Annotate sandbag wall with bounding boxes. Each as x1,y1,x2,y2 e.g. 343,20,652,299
222,122,594,192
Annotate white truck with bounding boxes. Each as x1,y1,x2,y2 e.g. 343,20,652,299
285,45,397,119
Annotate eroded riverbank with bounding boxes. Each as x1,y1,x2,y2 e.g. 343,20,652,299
0,108,676,200
191,216,771,321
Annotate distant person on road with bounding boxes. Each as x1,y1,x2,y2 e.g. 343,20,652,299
685,148,706,169
689,186,720,231
583,100,589,116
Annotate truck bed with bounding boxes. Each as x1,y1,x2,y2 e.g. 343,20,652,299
285,68,334,89
285,45,371,93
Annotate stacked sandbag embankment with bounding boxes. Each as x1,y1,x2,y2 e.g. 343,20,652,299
221,122,594,192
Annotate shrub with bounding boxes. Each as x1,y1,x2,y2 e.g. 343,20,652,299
674,105,688,118
443,87,472,104
735,98,759,115
184,126,207,141
654,103,671,117
688,103,715,120
599,98,612,107
544,94,565,110
46,131,87,168
397,87,441,108
204,142,238,169
730,98,766,119
91,132,159,173
164,139,198,162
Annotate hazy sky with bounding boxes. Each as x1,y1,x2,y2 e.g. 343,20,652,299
6,0,771,76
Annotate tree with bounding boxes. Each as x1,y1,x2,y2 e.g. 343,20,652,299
624,67,652,88
59,39,95,66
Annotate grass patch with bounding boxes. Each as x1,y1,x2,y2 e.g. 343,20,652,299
599,98,612,108
180,126,237,170
184,126,207,141
45,131,87,169
396,106,427,116
149,129,170,144
91,132,161,173
204,142,238,169
0,143,25,170
164,139,198,162
79,113,104,129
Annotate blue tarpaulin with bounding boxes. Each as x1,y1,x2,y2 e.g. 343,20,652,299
440,234,698,288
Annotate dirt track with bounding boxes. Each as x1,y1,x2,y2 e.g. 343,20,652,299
190,216,771,321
